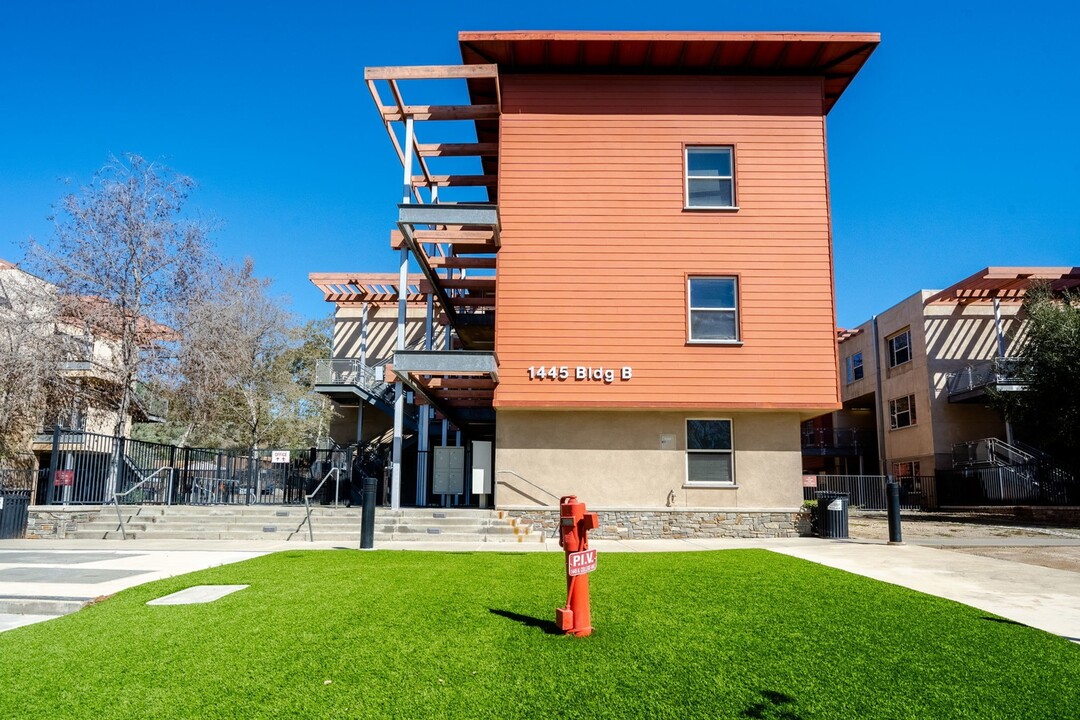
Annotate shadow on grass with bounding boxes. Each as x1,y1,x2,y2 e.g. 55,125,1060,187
489,608,562,635
981,616,1029,628
742,690,803,720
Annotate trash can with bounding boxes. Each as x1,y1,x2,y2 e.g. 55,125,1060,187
815,491,849,539
0,490,31,540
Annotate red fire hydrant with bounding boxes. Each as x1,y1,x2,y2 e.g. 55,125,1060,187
556,495,599,637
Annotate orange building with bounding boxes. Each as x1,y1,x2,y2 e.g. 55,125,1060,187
315,31,878,537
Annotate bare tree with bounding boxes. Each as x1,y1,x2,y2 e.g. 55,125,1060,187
27,154,209,438
0,263,72,464
164,259,334,450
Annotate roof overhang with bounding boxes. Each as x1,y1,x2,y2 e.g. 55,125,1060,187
925,267,1080,305
459,31,880,113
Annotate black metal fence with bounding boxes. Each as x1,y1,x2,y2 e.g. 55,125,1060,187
803,474,937,511
936,462,1078,506
0,489,31,539
34,428,363,507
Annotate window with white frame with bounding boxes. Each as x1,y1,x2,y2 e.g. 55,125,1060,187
887,329,912,367
889,394,917,429
845,352,864,384
685,146,736,208
688,276,739,342
686,419,734,484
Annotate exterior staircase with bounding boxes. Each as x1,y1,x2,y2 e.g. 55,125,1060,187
67,505,545,544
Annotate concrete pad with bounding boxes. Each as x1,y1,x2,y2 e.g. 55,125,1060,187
0,551,142,565
0,613,60,632
147,585,250,606
771,541,1080,642
0,567,147,584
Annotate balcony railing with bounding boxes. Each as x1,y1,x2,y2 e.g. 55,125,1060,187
315,359,395,404
946,357,1023,399
801,427,873,453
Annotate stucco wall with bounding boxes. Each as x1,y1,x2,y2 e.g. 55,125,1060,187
495,410,802,509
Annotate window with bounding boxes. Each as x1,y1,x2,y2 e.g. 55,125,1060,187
889,394,917,429
894,461,920,478
686,419,734,484
688,276,739,342
686,146,735,208
845,352,864,384
887,329,912,367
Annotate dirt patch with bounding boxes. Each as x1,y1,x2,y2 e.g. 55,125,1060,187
947,547,1080,574
849,511,1080,574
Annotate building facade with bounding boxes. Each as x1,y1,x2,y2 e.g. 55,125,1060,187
315,31,879,536
811,267,1079,482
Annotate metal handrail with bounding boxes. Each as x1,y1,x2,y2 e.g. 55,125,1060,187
496,470,561,538
112,467,174,540
302,467,345,542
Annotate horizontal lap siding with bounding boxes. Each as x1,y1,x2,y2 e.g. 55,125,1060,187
494,74,840,410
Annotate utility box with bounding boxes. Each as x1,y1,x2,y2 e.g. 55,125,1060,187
433,446,465,495
471,440,493,504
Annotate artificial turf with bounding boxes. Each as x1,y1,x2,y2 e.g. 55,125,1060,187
1,549,1077,719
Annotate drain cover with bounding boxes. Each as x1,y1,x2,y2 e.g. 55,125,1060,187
148,585,249,606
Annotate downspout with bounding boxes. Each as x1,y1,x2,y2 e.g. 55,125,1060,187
992,296,1014,445
871,315,888,477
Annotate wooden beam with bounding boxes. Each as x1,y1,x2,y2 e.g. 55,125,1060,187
427,390,495,400
417,143,499,157
440,399,494,408
414,229,496,243
380,104,499,122
390,229,405,249
412,175,497,187
420,278,495,293
428,256,497,269
383,365,396,383
442,244,500,255
420,378,497,390
365,64,498,80
446,297,496,307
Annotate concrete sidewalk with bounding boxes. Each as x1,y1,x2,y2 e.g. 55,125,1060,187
1,536,1078,642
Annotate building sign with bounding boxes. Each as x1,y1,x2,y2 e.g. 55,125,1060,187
271,451,291,464
54,470,74,487
567,549,597,576
802,475,818,488
527,365,632,384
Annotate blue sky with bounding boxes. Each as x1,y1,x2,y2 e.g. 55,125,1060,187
1,1,1076,329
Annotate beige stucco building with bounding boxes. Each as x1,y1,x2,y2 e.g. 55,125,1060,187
805,267,1079,481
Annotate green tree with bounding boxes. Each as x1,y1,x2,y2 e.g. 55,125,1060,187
995,284,1080,477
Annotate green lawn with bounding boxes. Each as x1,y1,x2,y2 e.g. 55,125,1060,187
1,550,1077,719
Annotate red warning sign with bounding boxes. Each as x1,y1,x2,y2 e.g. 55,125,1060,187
567,549,597,576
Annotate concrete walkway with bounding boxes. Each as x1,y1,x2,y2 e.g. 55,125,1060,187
1,536,1078,642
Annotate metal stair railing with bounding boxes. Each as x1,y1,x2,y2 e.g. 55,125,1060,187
112,467,174,540
496,470,561,538
301,467,346,542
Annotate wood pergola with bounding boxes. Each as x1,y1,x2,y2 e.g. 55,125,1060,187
925,267,1080,305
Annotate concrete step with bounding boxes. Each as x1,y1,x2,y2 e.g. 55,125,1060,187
40,505,542,543
0,597,88,615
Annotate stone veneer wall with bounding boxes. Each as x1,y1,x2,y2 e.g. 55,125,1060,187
25,508,106,539
507,508,812,539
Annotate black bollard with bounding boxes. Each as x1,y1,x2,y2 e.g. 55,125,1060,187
886,481,903,545
360,475,376,549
